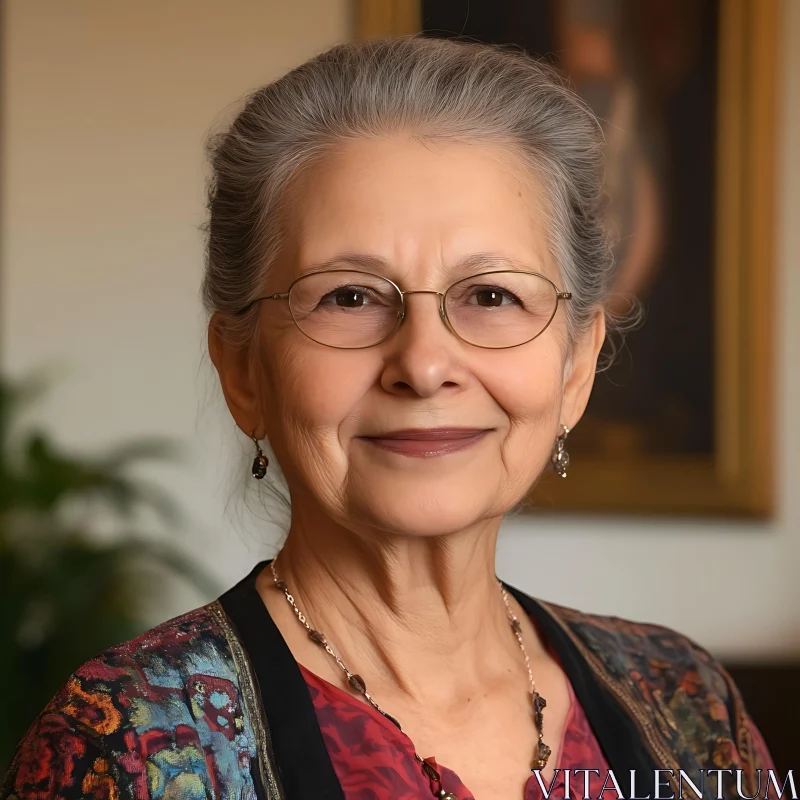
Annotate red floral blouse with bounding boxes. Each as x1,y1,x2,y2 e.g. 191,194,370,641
300,655,611,800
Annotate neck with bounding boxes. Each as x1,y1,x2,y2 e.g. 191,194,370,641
268,508,536,707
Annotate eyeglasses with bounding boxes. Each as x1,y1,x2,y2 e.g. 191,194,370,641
242,269,572,350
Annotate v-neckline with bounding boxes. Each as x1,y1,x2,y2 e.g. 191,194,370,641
296,658,578,790
218,560,660,799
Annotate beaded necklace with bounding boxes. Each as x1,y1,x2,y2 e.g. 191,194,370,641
270,559,551,799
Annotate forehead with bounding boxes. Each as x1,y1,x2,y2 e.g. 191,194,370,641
277,135,556,284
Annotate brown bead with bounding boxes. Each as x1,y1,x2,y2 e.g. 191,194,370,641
534,741,552,767
511,618,522,633
347,673,367,694
308,629,326,645
383,712,402,730
420,759,440,781
533,693,547,714
251,455,268,479
275,580,288,592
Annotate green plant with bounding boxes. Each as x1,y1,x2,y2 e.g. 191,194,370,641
0,371,218,771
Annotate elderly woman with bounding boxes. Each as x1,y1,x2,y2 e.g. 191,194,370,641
3,37,776,800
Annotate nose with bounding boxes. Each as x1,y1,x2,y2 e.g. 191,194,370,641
378,291,468,398
400,290,449,331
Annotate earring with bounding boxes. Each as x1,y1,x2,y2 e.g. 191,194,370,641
551,424,570,478
250,431,269,480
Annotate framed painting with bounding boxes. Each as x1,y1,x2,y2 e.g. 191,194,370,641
354,0,779,516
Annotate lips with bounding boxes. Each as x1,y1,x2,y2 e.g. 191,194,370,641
360,428,490,458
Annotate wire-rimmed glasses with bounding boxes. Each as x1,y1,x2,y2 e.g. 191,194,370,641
242,269,572,350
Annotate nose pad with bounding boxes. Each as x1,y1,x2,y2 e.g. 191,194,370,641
438,297,460,338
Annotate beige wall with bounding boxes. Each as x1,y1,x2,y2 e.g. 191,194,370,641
1,0,352,594
3,0,798,660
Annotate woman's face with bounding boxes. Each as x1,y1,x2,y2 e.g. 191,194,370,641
214,136,604,538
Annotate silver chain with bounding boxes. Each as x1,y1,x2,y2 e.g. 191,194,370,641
269,557,550,799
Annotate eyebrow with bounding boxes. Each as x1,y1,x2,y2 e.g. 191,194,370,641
301,251,539,277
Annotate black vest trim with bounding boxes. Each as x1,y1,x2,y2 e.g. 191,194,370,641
504,583,661,774
219,561,346,799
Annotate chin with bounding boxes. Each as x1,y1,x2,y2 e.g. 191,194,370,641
347,473,507,538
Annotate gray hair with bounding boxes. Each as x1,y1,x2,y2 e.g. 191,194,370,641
202,35,618,353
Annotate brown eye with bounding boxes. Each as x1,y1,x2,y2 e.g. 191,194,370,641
335,289,366,307
319,285,376,308
470,287,519,307
475,289,504,307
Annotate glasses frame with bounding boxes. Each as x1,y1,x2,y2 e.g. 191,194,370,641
243,268,572,350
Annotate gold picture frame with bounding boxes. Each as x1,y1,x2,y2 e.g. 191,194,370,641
354,0,779,516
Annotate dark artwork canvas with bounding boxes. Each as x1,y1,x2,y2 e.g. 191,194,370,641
422,0,719,461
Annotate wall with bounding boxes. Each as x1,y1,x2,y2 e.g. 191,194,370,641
3,0,798,661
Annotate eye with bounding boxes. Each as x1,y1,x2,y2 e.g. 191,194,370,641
335,288,366,307
320,286,376,308
469,287,521,307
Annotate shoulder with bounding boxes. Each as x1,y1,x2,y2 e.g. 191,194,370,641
2,602,261,800
543,599,727,691
72,600,239,692
541,599,772,771
55,601,243,740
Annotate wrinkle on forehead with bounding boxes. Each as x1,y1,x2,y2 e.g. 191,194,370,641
272,135,561,290
284,251,553,291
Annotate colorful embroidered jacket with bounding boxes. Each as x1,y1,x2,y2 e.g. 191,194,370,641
1,561,774,800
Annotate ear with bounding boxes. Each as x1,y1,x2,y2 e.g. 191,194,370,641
208,314,264,437
560,310,606,430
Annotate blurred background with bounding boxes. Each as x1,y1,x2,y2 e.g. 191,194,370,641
1,0,798,775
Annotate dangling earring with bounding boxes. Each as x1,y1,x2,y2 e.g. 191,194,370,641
551,424,570,478
250,431,269,480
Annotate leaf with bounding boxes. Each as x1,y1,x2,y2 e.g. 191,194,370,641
1,431,184,525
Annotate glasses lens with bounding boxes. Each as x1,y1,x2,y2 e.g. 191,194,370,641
288,270,402,348
445,271,559,348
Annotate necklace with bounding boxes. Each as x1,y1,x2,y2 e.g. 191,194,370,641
270,558,551,799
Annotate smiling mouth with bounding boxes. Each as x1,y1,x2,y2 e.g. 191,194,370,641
359,428,491,458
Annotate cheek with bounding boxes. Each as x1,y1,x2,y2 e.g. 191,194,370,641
488,338,567,430
260,336,375,453
494,346,566,498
